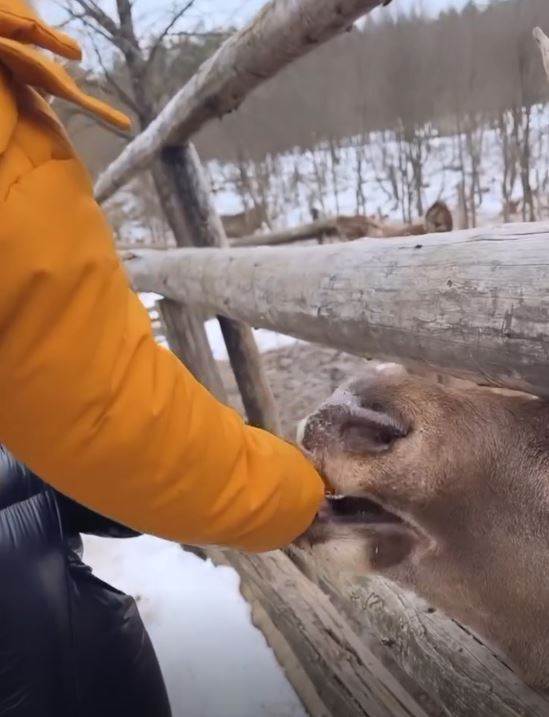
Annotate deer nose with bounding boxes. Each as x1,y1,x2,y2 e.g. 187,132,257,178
298,402,351,454
298,363,408,453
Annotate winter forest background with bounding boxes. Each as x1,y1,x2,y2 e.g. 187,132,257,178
52,0,549,244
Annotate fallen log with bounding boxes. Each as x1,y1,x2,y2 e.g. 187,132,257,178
94,0,387,202
232,217,342,247
291,547,549,717
124,221,549,396
158,299,227,401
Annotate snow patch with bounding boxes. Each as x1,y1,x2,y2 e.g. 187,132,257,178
83,535,306,717
139,293,298,360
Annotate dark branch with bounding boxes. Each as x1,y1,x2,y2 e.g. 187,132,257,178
62,1,121,47
88,36,140,114
115,0,142,52
145,0,197,70
113,0,148,76
69,0,120,39
168,29,231,38
65,0,141,59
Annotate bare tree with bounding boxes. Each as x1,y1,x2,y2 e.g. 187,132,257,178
70,0,194,243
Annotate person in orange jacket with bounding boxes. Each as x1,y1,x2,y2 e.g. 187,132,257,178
0,0,324,552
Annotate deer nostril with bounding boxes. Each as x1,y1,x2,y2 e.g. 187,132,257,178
298,405,348,452
299,417,323,453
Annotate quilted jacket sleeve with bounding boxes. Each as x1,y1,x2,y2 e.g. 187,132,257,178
0,2,324,552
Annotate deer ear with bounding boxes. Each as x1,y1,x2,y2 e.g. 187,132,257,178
342,406,409,455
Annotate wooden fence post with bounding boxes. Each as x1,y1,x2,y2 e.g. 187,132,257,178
145,159,227,402
205,547,431,717
158,142,281,433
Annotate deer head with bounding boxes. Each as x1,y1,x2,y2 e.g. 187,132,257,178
297,364,549,686
424,200,453,233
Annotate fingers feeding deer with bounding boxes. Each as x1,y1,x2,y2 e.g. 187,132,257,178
297,363,549,687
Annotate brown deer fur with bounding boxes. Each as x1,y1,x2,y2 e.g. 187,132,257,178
334,200,453,240
298,363,549,686
221,204,269,238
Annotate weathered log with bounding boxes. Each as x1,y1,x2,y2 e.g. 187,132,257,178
117,242,170,251
206,547,430,717
123,221,549,396
216,315,281,431
94,0,386,202
121,205,452,251
231,215,428,248
159,143,281,432
289,547,549,717
206,547,549,716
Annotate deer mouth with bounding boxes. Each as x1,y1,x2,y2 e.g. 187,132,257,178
319,494,404,526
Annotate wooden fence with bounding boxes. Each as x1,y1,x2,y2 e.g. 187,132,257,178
125,221,549,397
96,3,549,715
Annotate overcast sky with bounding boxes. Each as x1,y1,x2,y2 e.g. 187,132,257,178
42,0,485,34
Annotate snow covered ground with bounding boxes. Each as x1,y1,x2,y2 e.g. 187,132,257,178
83,534,306,717
205,319,298,361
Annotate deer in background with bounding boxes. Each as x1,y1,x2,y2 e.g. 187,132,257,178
312,200,453,242
220,204,269,238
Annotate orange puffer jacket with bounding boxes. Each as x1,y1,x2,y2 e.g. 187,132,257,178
0,0,323,552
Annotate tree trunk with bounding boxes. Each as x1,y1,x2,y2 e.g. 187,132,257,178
159,143,281,433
